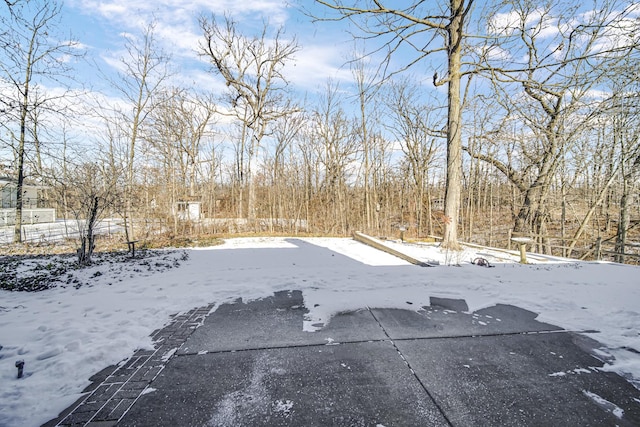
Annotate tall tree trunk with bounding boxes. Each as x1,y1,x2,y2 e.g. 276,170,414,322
441,0,463,249
360,95,371,232
247,154,256,222
14,77,30,243
78,196,99,265
13,35,35,243
615,177,630,263
126,89,144,242
13,140,25,243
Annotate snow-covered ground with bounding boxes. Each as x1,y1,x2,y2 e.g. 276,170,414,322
1,237,639,427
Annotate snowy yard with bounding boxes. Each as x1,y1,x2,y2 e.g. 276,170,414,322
1,237,639,427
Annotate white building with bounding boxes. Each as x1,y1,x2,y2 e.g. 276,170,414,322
0,177,56,225
175,200,201,222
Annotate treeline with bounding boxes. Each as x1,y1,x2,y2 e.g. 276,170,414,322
1,1,639,264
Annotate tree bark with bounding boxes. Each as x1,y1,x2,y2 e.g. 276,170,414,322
441,0,464,250
12,17,34,243
78,196,99,265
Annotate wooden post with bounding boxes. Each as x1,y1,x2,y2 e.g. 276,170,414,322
518,243,527,264
511,237,532,264
595,237,602,261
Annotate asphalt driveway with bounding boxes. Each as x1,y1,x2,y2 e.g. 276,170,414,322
46,290,640,426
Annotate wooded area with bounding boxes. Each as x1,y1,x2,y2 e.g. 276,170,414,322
1,0,639,264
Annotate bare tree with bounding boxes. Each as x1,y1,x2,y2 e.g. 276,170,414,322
108,22,171,242
3,0,21,8
145,87,216,234
610,69,640,262
64,162,119,265
385,78,444,236
0,0,81,242
200,15,300,221
311,0,476,249
349,52,380,232
467,0,639,245
264,113,305,231
1,0,25,18
309,81,358,234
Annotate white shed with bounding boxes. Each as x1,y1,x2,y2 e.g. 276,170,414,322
176,201,201,221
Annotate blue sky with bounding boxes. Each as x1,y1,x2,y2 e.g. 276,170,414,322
34,0,451,163
58,0,363,99
7,0,639,114
4,0,637,166
57,0,638,111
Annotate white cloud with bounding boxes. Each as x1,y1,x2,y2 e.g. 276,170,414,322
487,11,519,37
154,22,201,56
68,0,290,28
65,0,296,89
582,89,611,101
287,44,354,92
100,50,129,75
172,68,228,96
489,8,560,39
480,44,512,62
588,12,640,54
